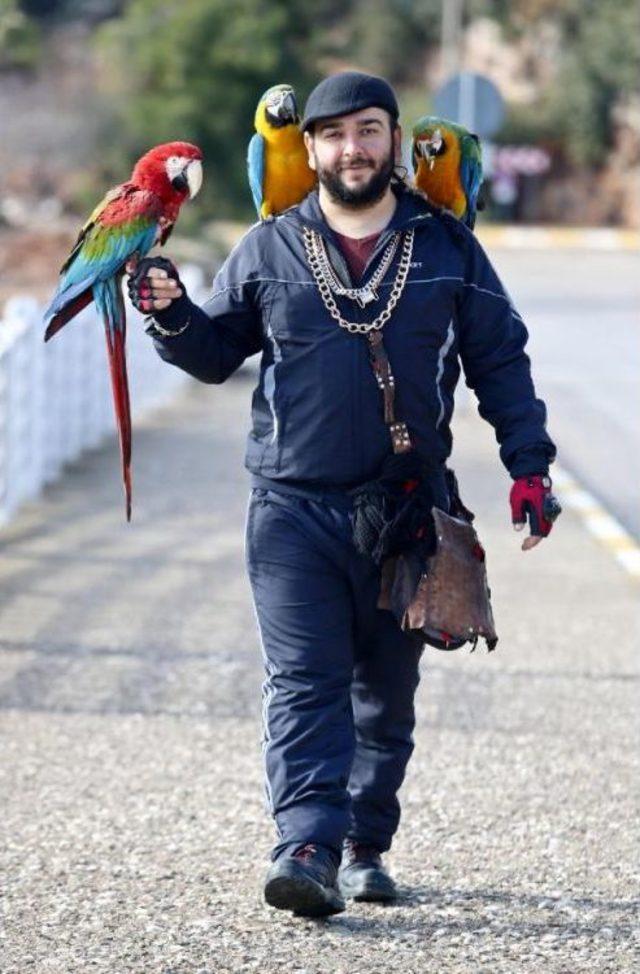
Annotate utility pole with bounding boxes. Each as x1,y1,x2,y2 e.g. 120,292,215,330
441,0,463,81
440,0,476,131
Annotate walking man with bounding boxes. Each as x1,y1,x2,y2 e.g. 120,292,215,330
128,72,558,917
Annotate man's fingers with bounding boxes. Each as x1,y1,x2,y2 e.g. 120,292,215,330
149,279,181,294
145,272,180,294
152,285,182,301
513,521,525,532
136,277,182,303
522,535,542,551
127,258,182,313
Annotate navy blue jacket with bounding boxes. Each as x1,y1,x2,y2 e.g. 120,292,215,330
149,187,555,487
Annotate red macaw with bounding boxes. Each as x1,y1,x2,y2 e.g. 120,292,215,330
43,141,203,520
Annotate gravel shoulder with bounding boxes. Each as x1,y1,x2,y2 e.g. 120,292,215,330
1,373,638,974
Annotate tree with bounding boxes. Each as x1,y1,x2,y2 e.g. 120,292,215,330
97,0,325,220
336,0,442,86
477,0,640,167
551,0,640,166
0,0,41,71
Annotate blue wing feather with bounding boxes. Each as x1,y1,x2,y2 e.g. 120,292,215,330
247,133,265,216
460,144,483,230
62,223,158,289
45,221,158,326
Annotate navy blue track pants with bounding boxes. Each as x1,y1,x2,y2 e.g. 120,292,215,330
245,486,423,862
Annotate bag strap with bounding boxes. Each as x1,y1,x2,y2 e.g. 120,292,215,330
366,332,414,454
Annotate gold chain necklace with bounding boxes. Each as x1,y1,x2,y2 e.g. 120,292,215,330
303,226,415,335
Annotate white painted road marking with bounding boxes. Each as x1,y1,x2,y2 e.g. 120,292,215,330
552,466,640,579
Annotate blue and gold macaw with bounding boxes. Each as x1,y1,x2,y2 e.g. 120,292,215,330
411,116,483,229
247,84,316,219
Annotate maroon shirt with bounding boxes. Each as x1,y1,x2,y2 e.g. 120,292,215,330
333,231,380,282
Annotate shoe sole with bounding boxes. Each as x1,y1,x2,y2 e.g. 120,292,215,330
265,873,345,917
351,889,397,903
339,872,397,904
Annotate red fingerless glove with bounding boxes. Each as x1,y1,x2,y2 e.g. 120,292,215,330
509,475,562,538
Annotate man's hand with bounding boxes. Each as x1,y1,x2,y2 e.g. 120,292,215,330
126,256,183,313
509,475,562,551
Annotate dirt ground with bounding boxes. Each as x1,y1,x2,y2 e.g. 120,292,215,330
0,227,77,310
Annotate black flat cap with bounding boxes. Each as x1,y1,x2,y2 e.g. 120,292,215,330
302,71,399,132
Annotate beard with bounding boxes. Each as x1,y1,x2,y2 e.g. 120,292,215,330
315,147,396,209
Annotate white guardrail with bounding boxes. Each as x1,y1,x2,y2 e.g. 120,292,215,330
0,264,208,528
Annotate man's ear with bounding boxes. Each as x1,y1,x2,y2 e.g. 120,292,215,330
393,124,403,165
303,131,317,171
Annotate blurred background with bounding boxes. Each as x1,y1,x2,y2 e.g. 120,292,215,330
0,13,639,967
0,0,638,538
1,0,639,300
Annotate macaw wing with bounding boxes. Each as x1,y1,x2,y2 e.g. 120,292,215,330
44,187,162,338
247,133,265,216
60,184,126,275
460,135,483,228
60,187,162,290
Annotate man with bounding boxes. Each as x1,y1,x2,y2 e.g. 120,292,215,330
128,72,558,917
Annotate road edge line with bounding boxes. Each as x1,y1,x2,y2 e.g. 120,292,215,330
552,465,640,579
477,226,640,251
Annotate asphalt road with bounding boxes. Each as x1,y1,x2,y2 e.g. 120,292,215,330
1,367,638,973
486,248,640,538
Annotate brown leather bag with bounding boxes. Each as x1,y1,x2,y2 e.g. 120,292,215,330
362,330,497,651
378,508,498,652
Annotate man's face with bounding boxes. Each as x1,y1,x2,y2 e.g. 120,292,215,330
304,107,402,208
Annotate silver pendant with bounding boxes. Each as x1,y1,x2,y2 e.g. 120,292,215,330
356,287,378,308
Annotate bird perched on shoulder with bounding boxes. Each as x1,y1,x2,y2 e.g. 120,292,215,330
411,116,483,229
43,141,203,520
248,83,316,219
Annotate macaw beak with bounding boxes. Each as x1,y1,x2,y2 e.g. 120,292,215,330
265,90,298,126
170,158,203,198
416,131,443,160
185,158,203,199
280,91,298,123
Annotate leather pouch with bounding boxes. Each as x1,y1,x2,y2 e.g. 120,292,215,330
378,508,498,652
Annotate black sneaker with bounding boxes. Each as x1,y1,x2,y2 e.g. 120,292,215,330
264,843,346,917
338,839,397,902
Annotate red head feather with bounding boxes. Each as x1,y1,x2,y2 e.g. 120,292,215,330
131,142,203,213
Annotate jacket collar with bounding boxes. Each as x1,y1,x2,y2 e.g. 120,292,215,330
291,184,435,240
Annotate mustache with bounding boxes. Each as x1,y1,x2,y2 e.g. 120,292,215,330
339,159,374,170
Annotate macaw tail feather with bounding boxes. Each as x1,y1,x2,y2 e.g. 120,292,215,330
94,278,132,521
43,278,95,341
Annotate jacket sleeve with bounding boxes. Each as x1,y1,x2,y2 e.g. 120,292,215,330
456,233,556,478
146,228,264,384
